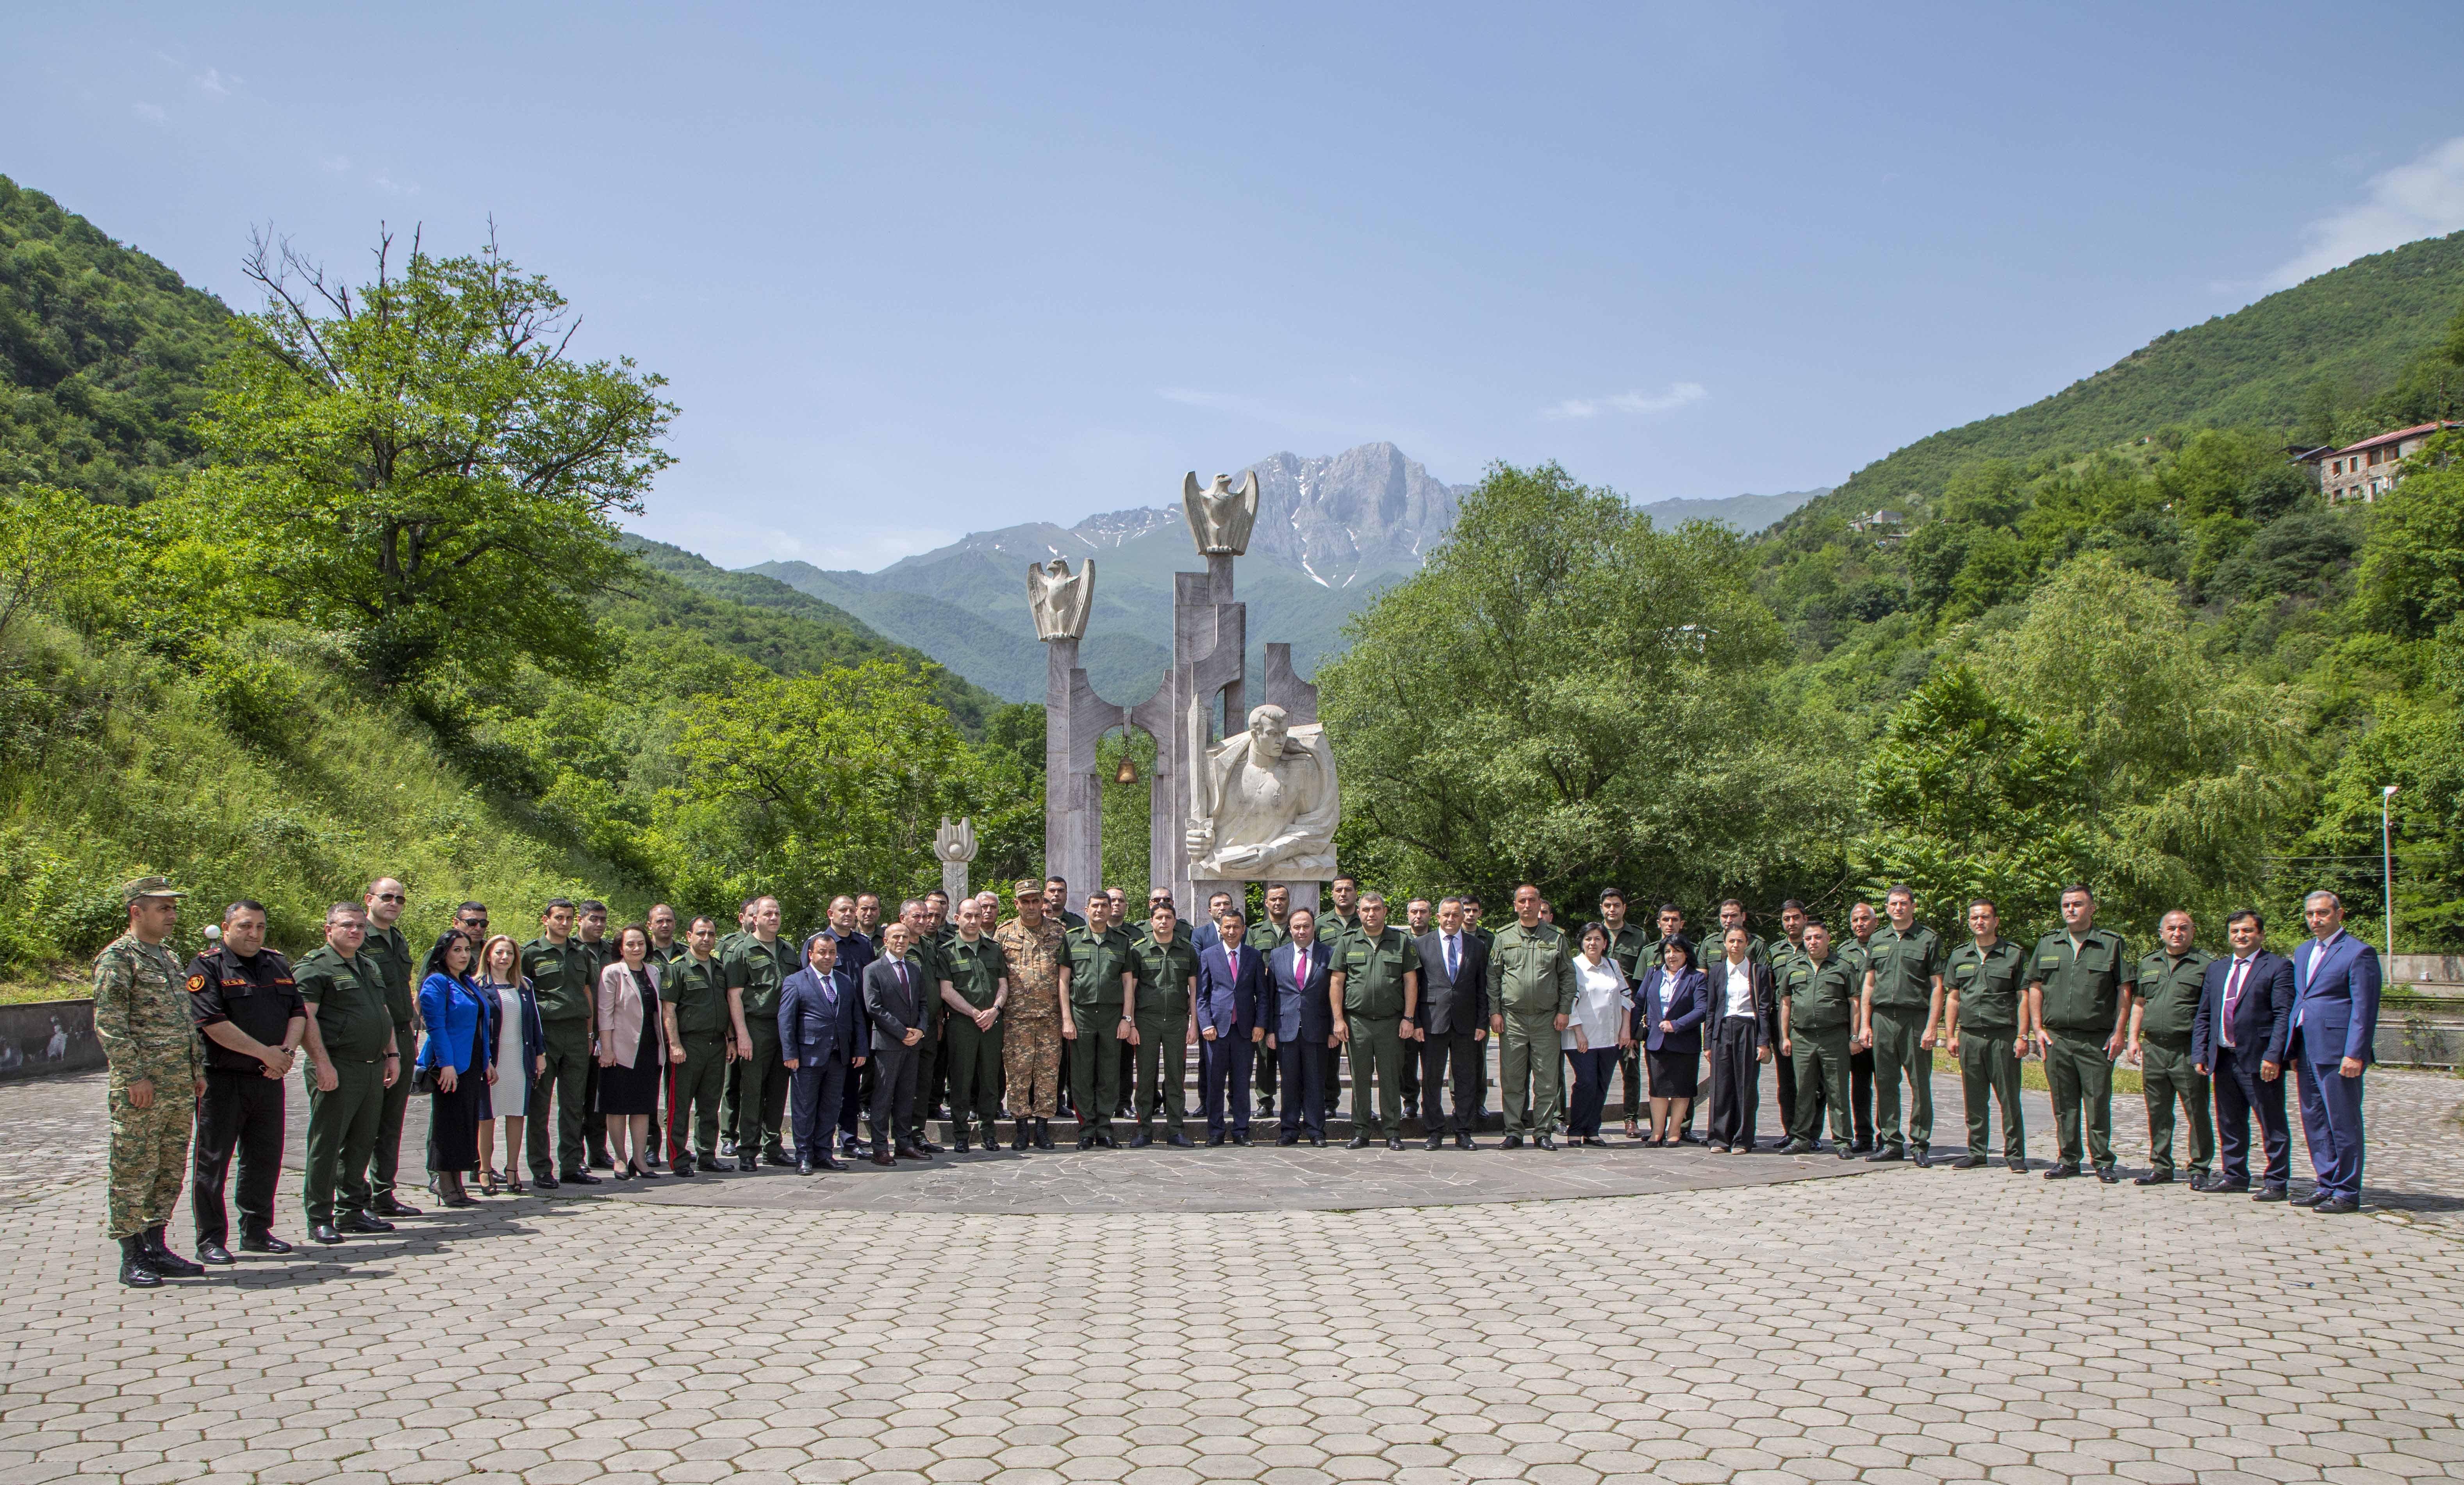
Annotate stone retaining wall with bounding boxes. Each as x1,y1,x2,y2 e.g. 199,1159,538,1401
0,998,100,1081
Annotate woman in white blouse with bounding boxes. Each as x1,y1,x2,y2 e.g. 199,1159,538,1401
1561,923,1634,1146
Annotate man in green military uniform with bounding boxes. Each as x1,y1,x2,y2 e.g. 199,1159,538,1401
2027,884,2136,1183
1778,921,1859,1157
715,898,756,1157
1063,892,1136,1148
1334,892,1422,1150
938,897,1009,1152
1317,875,1367,1112
658,915,731,1174
359,876,424,1217
2130,909,2214,1187
723,896,796,1169
647,904,686,971
1857,885,1945,1166
297,901,403,1243
575,899,618,1169
520,900,599,1186
1487,884,1576,1149
1770,900,1811,1136
94,876,206,1287
1129,900,1201,1148
1944,897,2029,1171
1044,878,1087,932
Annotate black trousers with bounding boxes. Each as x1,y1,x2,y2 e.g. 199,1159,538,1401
1705,1016,1764,1149
1566,1047,1618,1136
1277,1039,1327,1138
837,1057,871,1143
790,1052,848,1163
2213,1040,2291,1188
868,1040,918,1151
1253,1038,1278,1107
1417,1028,1482,1134
193,1068,285,1244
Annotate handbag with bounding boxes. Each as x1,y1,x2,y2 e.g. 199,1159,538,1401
413,1064,442,1096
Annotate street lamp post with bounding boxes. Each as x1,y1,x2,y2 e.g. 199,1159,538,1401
2382,785,2399,962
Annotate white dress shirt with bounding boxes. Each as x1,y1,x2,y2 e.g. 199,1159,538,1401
1722,958,1755,1018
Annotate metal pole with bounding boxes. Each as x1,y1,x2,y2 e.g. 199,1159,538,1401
2382,785,2399,961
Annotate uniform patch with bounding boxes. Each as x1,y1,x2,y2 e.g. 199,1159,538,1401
185,974,207,993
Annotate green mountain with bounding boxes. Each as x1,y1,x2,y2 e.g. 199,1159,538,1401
1816,229,2464,519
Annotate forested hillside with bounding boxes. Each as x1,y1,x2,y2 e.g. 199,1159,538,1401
0,180,1035,989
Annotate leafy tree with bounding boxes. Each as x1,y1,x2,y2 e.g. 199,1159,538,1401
188,228,675,687
2354,432,2464,643
1855,666,2088,930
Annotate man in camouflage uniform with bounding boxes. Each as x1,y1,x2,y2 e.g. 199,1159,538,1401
359,876,423,1217
996,878,1067,1149
94,876,206,1288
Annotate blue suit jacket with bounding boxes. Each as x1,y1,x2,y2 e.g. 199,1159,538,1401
2292,932,2381,1066
1195,939,1267,1040
778,964,867,1062
1263,941,1336,1046
418,973,492,1074
2190,950,2294,1069
1633,966,1709,1055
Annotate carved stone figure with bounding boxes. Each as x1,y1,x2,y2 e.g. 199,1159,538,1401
1026,558,1094,641
933,817,977,905
1183,471,1260,556
1184,703,1340,880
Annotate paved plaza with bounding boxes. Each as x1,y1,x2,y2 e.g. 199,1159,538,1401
2,1066,2461,1485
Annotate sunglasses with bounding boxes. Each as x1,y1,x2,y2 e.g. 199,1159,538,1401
373,893,405,904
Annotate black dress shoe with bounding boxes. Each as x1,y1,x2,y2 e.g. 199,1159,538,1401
2095,1166,2120,1183
239,1232,293,1255
1308,1133,1326,1147
1230,1132,1251,1146
1076,1132,1096,1150
917,1139,945,1154
370,1194,422,1218
762,1145,795,1167
798,1159,814,1175
736,1155,759,1172
698,1155,728,1173
309,1223,344,1245
871,1153,896,1167
1535,1134,1557,1150
1168,1132,1194,1148
532,1172,560,1190
1456,1135,1475,1150
335,1212,393,1234
1779,1138,1813,1154
2005,1158,2027,1173
1501,1134,1523,1149
2195,1176,2248,1193
952,1132,972,1154
1207,1132,1226,1147
1911,1146,1931,1169
2313,1196,2361,1214
195,1240,236,1266
670,1163,696,1178
817,1157,849,1171
1835,1146,1857,1160
2044,1164,2081,1179
562,1169,603,1185
1865,1146,1904,1164
1347,1134,1372,1149
1426,1135,1443,1150
1951,1155,1987,1169
1129,1131,1153,1148
2253,1185,2287,1202
1277,1132,1299,1146
2293,1190,2328,1207
2134,1171,2173,1186
1386,1136,1404,1151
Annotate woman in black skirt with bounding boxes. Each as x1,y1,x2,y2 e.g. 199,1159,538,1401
417,929,496,1208
595,925,667,1180
1632,934,1707,1146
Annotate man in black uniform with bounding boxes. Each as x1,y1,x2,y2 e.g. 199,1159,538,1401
184,900,307,1262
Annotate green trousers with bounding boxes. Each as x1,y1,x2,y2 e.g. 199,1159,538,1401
304,1058,386,1224
1499,1012,1564,1136
527,1019,592,1177
1869,1008,1934,1151
719,1052,742,1143
1789,1026,1853,1145
372,1020,415,1197
1070,1007,1126,1132
1346,1015,1408,1135
1956,1030,2024,1158
734,1023,787,1153
2141,1036,2213,1176
1133,1001,1187,1133
2045,1029,2116,1168
947,1010,1005,1126
669,1031,728,1163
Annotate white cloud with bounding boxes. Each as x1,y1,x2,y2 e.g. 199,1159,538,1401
2269,136,2464,289
193,66,231,98
132,102,165,123
1540,381,1707,421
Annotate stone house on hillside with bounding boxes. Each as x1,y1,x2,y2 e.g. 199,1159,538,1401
2296,421,2462,505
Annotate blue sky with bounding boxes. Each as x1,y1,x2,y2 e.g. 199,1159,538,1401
9,4,2464,570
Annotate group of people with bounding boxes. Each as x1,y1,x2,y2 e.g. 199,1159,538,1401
90,867,2382,1290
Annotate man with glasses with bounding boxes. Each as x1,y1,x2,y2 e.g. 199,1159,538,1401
360,878,423,1217
298,902,401,1244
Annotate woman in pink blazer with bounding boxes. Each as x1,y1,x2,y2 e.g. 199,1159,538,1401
595,925,668,1180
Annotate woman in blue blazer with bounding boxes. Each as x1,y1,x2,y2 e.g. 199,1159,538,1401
417,929,496,1208
1630,935,1707,1146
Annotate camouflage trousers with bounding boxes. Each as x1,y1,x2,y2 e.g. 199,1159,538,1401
107,1070,193,1239
1003,1013,1063,1118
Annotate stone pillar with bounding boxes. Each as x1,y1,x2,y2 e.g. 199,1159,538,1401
1043,635,1110,905
933,818,976,907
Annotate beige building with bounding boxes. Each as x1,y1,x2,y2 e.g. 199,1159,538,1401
2303,420,2461,505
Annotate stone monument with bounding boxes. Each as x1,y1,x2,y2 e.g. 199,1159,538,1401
932,817,976,906
1184,703,1339,880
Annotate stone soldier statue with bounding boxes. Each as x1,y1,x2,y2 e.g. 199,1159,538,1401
93,875,207,1288
1184,704,1342,881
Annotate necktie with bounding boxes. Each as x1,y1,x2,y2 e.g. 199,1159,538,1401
1447,935,1459,978
897,962,910,999
2224,958,2249,1021
1296,949,1309,985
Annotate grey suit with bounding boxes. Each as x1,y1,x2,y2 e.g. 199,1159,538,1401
861,958,926,1152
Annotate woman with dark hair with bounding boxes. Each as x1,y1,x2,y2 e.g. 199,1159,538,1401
1632,934,1707,1146
473,933,545,1194
595,925,667,1179
1561,923,1632,1146
418,928,497,1207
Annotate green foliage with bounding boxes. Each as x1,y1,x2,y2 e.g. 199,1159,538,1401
2354,432,2464,641
190,230,675,687
0,175,231,505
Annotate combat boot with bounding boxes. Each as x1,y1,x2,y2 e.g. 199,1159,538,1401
143,1226,205,1278
119,1235,162,1289
1032,1119,1054,1150
1012,1118,1033,1151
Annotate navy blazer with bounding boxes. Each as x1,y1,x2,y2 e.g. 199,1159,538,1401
2190,950,2294,1070
1413,930,1490,1036
778,961,866,1062
1632,966,1709,1055
860,956,927,1049
1195,937,1267,1039
1263,940,1336,1045
2291,932,2382,1066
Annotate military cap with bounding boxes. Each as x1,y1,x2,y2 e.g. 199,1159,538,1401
120,875,186,902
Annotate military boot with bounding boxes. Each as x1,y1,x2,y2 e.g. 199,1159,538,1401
119,1236,162,1289
144,1226,205,1278
1012,1117,1033,1151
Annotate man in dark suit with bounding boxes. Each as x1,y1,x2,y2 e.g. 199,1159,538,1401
2287,891,2380,1213
1195,907,1268,1145
1265,908,1336,1146
860,923,932,1165
1413,896,1489,1149
2191,908,2295,1199
778,933,865,1174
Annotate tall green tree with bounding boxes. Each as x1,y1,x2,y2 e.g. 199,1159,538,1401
189,228,674,686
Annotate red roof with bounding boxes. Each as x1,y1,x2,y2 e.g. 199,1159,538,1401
2334,421,2461,455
